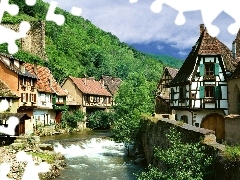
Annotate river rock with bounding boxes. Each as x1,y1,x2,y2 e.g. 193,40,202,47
39,143,54,151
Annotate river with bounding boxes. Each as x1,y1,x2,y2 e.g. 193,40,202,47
40,130,146,180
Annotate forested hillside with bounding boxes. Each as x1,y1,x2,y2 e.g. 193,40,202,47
0,0,183,84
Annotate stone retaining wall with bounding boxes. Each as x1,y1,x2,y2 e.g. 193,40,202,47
138,117,240,180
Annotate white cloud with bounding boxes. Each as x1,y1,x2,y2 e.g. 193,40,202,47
42,0,236,53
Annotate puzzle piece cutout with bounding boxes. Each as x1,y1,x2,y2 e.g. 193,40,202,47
0,99,19,136
0,21,31,54
16,151,50,180
129,0,138,3
150,0,240,37
0,0,19,23
0,163,13,180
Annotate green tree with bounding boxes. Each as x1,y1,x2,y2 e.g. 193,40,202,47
137,127,213,180
87,110,114,130
112,72,155,143
61,110,85,131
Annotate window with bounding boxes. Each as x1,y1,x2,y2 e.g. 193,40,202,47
30,94,36,102
205,63,214,76
40,94,46,102
21,93,28,102
205,86,214,98
58,97,63,103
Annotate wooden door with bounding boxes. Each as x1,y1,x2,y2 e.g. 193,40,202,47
201,114,225,142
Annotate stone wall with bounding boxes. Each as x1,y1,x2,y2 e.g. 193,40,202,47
225,115,240,144
138,117,240,180
2,21,47,60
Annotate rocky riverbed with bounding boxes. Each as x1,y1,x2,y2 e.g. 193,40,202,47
0,135,66,179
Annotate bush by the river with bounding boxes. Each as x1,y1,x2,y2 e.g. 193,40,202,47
61,110,85,131
136,127,213,180
87,110,114,130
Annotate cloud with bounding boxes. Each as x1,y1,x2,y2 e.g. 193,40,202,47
42,0,236,53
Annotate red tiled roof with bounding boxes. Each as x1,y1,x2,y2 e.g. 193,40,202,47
69,76,112,96
165,67,179,78
24,63,67,96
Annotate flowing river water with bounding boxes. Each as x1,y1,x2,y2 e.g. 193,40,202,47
40,131,146,180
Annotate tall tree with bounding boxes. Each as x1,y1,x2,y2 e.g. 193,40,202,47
112,72,155,143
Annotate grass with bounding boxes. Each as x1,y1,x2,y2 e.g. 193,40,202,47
27,152,55,164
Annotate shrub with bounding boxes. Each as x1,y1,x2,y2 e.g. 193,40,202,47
87,110,114,130
61,110,85,130
137,127,213,180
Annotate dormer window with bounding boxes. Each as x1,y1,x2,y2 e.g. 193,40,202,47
205,63,214,76
200,62,219,81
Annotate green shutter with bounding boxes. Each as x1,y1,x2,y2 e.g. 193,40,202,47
215,86,221,99
199,64,204,76
171,88,174,100
214,63,219,75
200,86,205,98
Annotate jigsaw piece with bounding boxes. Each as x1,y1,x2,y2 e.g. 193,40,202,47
0,116,19,136
25,0,37,6
16,151,50,180
150,0,230,37
0,0,19,23
0,162,13,180
71,6,82,16
0,21,30,54
46,1,65,26
129,0,138,3
0,99,10,112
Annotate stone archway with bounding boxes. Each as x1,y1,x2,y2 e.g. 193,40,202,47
201,113,225,142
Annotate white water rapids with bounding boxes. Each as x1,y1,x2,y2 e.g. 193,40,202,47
52,137,144,180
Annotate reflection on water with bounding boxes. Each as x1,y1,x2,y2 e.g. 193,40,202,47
41,131,145,180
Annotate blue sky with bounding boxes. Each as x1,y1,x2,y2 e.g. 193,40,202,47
43,0,237,60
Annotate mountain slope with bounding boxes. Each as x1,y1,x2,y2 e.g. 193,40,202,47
0,0,180,84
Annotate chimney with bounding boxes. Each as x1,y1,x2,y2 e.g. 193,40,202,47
19,61,25,74
232,40,236,60
34,63,37,75
200,24,205,35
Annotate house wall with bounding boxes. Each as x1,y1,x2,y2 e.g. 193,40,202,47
175,109,225,127
0,60,19,95
25,118,34,134
227,78,240,114
62,78,82,107
33,109,55,125
37,92,52,109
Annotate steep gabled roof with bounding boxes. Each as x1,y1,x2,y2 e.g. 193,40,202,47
101,75,122,95
0,53,37,79
165,67,179,78
169,24,235,86
0,79,18,98
24,63,67,96
69,76,112,96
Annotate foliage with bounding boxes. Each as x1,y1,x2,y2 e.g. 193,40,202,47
112,72,155,143
136,165,163,180
27,152,55,164
222,145,240,162
61,110,85,130
87,110,114,130
148,54,184,69
0,0,167,84
137,127,213,180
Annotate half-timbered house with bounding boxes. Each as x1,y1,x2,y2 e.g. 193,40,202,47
62,76,112,115
167,24,236,142
155,67,178,114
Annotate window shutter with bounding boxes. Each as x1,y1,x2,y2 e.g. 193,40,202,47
171,88,174,100
215,86,221,99
26,93,28,102
199,64,205,76
21,93,23,102
214,63,219,75
200,86,205,98
34,94,36,102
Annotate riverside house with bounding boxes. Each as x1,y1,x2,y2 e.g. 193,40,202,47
165,24,236,142
62,76,112,115
24,63,67,124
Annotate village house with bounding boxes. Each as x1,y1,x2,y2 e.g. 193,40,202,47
24,63,67,124
100,75,122,105
0,53,38,116
0,53,38,135
61,76,112,115
166,24,236,142
155,67,178,115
